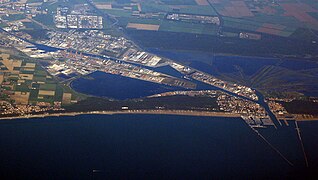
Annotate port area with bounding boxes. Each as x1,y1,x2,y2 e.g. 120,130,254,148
241,116,274,128
0,28,300,126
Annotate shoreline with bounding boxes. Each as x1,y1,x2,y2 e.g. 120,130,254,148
0,110,241,120
2,110,317,122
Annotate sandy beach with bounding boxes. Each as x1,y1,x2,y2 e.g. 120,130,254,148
0,110,241,120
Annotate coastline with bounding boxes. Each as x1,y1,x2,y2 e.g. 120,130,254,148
2,110,318,122
0,110,241,120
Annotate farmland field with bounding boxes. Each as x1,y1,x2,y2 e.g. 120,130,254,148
95,0,219,35
93,0,318,42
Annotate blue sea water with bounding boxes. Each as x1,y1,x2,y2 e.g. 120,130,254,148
1,114,314,179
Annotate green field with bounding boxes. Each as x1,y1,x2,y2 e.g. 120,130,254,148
140,3,217,16
159,21,218,35
39,84,56,91
0,55,80,105
160,0,197,5
213,0,318,36
222,16,296,37
101,1,219,35
97,0,318,39
15,84,29,92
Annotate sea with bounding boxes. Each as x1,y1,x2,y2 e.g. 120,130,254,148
1,114,317,179
2,44,318,178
